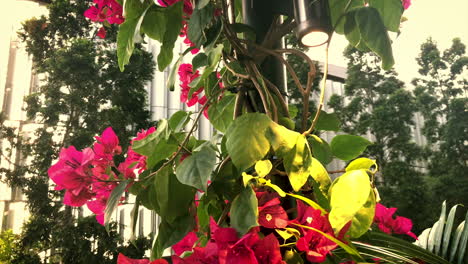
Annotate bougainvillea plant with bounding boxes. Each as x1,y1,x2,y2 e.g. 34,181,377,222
49,0,457,263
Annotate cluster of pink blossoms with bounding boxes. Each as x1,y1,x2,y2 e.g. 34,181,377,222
84,0,125,38
373,203,418,239
119,192,344,264
178,63,225,118
48,127,155,224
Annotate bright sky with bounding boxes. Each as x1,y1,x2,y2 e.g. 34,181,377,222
310,0,468,84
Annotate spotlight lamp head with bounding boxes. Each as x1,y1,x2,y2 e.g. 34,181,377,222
293,0,333,47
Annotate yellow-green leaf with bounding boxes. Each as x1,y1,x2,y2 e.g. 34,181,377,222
255,160,272,177
310,157,332,194
329,170,372,234
346,157,378,173
348,190,376,238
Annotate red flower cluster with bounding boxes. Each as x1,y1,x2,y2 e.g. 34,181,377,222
374,203,417,239
84,0,125,38
256,192,288,229
291,201,338,263
48,127,155,224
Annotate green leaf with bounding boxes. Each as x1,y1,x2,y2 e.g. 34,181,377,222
330,134,372,161
169,110,191,132
129,199,140,243
450,221,464,263
242,172,254,187
344,10,370,51
315,111,341,131
188,44,223,96
266,123,300,157
255,160,272,177
157,2,184,71
192,53,208,70
176,143,216,191
365,231,451,264
225,113,273,171
457,212,468,264
368,0,403,32
117,1,151,71
151,214,196,259
207,93,235,133
428,221,439,253
310,157,332,194
230,186,258,235
166,53,184,91
354,7,395,70
187,3,214,48
329,169,371,233
196,0,211,9
132,119,169,156
146,139,178,169
283,135,314,192
141,5,166,41
308,135,333,165
434,201,447,255
348,190,376,238
288,105,299,119
155,166,196,223
442,204,459,259
104,180,128,232
346,157,378,172
329,0,365,34
230,186,258,236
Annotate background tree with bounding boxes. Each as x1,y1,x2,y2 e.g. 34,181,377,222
329,46,432,232
0,0,154,262
412,38,468,212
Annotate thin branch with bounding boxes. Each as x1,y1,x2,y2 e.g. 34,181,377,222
304,44,329,136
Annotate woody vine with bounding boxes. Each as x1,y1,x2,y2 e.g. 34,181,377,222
47,0,462,263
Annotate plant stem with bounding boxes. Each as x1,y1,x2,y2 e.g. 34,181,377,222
303,44,329,136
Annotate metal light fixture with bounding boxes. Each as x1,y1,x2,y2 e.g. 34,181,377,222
293,0,332,47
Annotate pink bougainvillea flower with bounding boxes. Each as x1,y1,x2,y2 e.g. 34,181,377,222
173,231,199,256
290,201,337,263
252,234,284,264
48,146,95,206
256,192,288,229
393,216,418,239
402,0,411,10
87,198,107,225
94,127,122,158
178,63,205,108
180,23,199,54
374,203,417,240
84,0,124,25
63,188,94,207
124,127,157,173
374,203,397,234
117,253,168,264
97,26,106,39
156,0,193,15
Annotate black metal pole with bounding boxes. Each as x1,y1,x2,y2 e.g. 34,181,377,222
242,0,287,95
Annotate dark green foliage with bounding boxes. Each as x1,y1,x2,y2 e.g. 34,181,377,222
0,0,154,262
329,46,431,232
413,38,468,214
